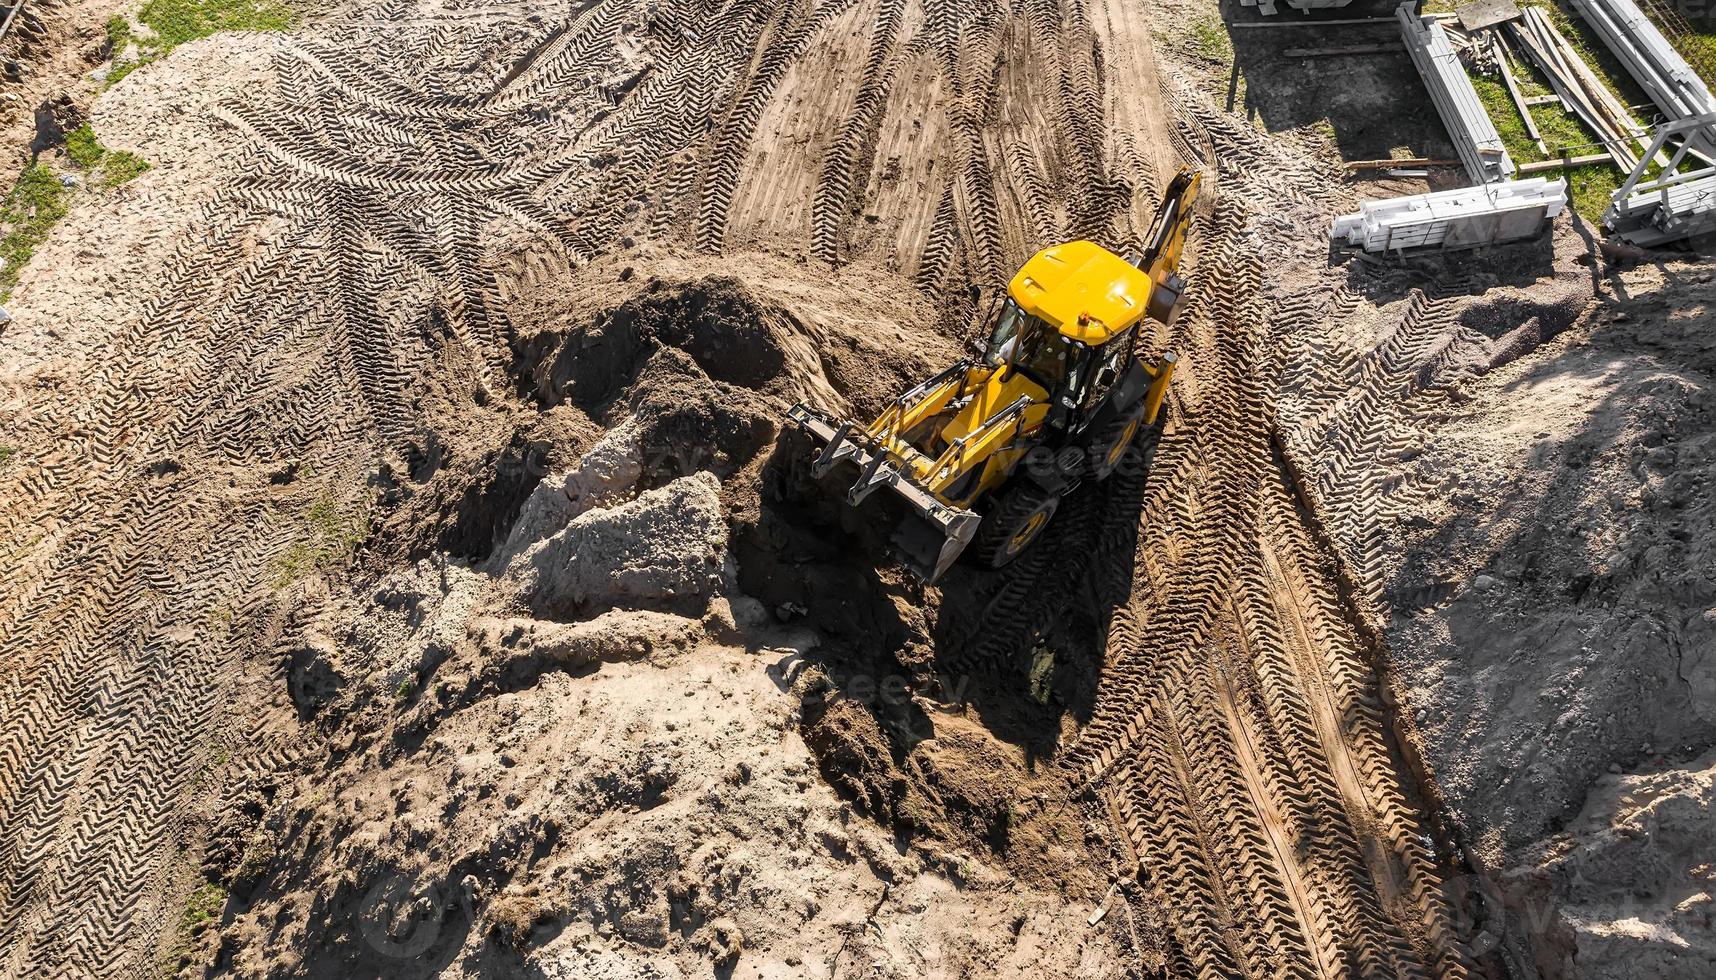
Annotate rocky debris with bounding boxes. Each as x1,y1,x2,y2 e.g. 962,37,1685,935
31,92,82,154
215,632,1120,978
467,609,703,689
706,917,743,968
494,422,644,566
501,471,728,618
1508,748,1716,980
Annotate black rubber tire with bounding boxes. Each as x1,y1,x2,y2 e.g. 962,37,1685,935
968,482,1060,570
1089,405,1147,482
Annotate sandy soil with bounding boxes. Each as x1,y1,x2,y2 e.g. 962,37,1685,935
0,0,1711,978
0,0,129,184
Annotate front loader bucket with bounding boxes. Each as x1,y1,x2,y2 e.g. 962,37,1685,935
786,403,980,584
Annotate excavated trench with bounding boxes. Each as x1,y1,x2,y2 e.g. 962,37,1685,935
486,275,1097,865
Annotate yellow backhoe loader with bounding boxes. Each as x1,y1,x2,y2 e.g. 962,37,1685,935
786,168,1202,583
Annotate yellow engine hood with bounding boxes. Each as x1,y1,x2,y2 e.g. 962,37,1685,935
1008,241,1152,345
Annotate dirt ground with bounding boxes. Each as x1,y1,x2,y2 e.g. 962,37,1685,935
1,0,1712,978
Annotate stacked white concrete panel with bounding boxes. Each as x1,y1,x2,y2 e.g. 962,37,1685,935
1239,0,1353,16
1397,4,1517,183
1332,178,1568,252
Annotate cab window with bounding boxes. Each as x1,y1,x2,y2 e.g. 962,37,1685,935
983,299,1032,366
1082,328,1135,410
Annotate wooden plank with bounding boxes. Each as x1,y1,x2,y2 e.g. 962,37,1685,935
1343,157,1464,170
1494,31,1549,154
1282,43,1403,57
1457,0,1523,32
1507,17,1637,169
1516,153,1612,172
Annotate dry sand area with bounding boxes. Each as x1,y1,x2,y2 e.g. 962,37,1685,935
0,0,1711,977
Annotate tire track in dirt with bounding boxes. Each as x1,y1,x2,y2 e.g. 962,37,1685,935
0,0,1489,975
0,0,1160,971
1056,69,1483,973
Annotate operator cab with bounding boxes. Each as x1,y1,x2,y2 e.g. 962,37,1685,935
979,240,1156,436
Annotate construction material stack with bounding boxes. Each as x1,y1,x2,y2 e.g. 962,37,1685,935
1399,3,1516,184
1332,178,1568,251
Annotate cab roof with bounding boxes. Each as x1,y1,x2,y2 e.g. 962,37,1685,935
1006,241,1152,345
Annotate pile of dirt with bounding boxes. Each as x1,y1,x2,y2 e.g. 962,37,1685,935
1512,748,1716,977
10,0,1714,973
1382,266,1716,978
215,541,1124,978
189,256,1118,977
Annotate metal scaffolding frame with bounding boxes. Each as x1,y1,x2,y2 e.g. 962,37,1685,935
1605,112,1716,245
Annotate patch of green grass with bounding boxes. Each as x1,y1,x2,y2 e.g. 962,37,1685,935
1470,74,1590,162
1027,643,1054,705
0,446,14,469
62,124,152,187
232,832,276,883
142,0,297,46
272,494,367,588
65,125,105,169
159,880,227,973
102,150,151,186
106,57,151,86
106,0,297,86
0,166,71,299
181,883,226,935
393,677,414,701
105,13,132,52
1563,163,1623,223
1672,30,1716,87
1188,15,1232,64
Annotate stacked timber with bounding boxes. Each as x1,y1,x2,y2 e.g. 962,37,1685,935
1502,7,1654,170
